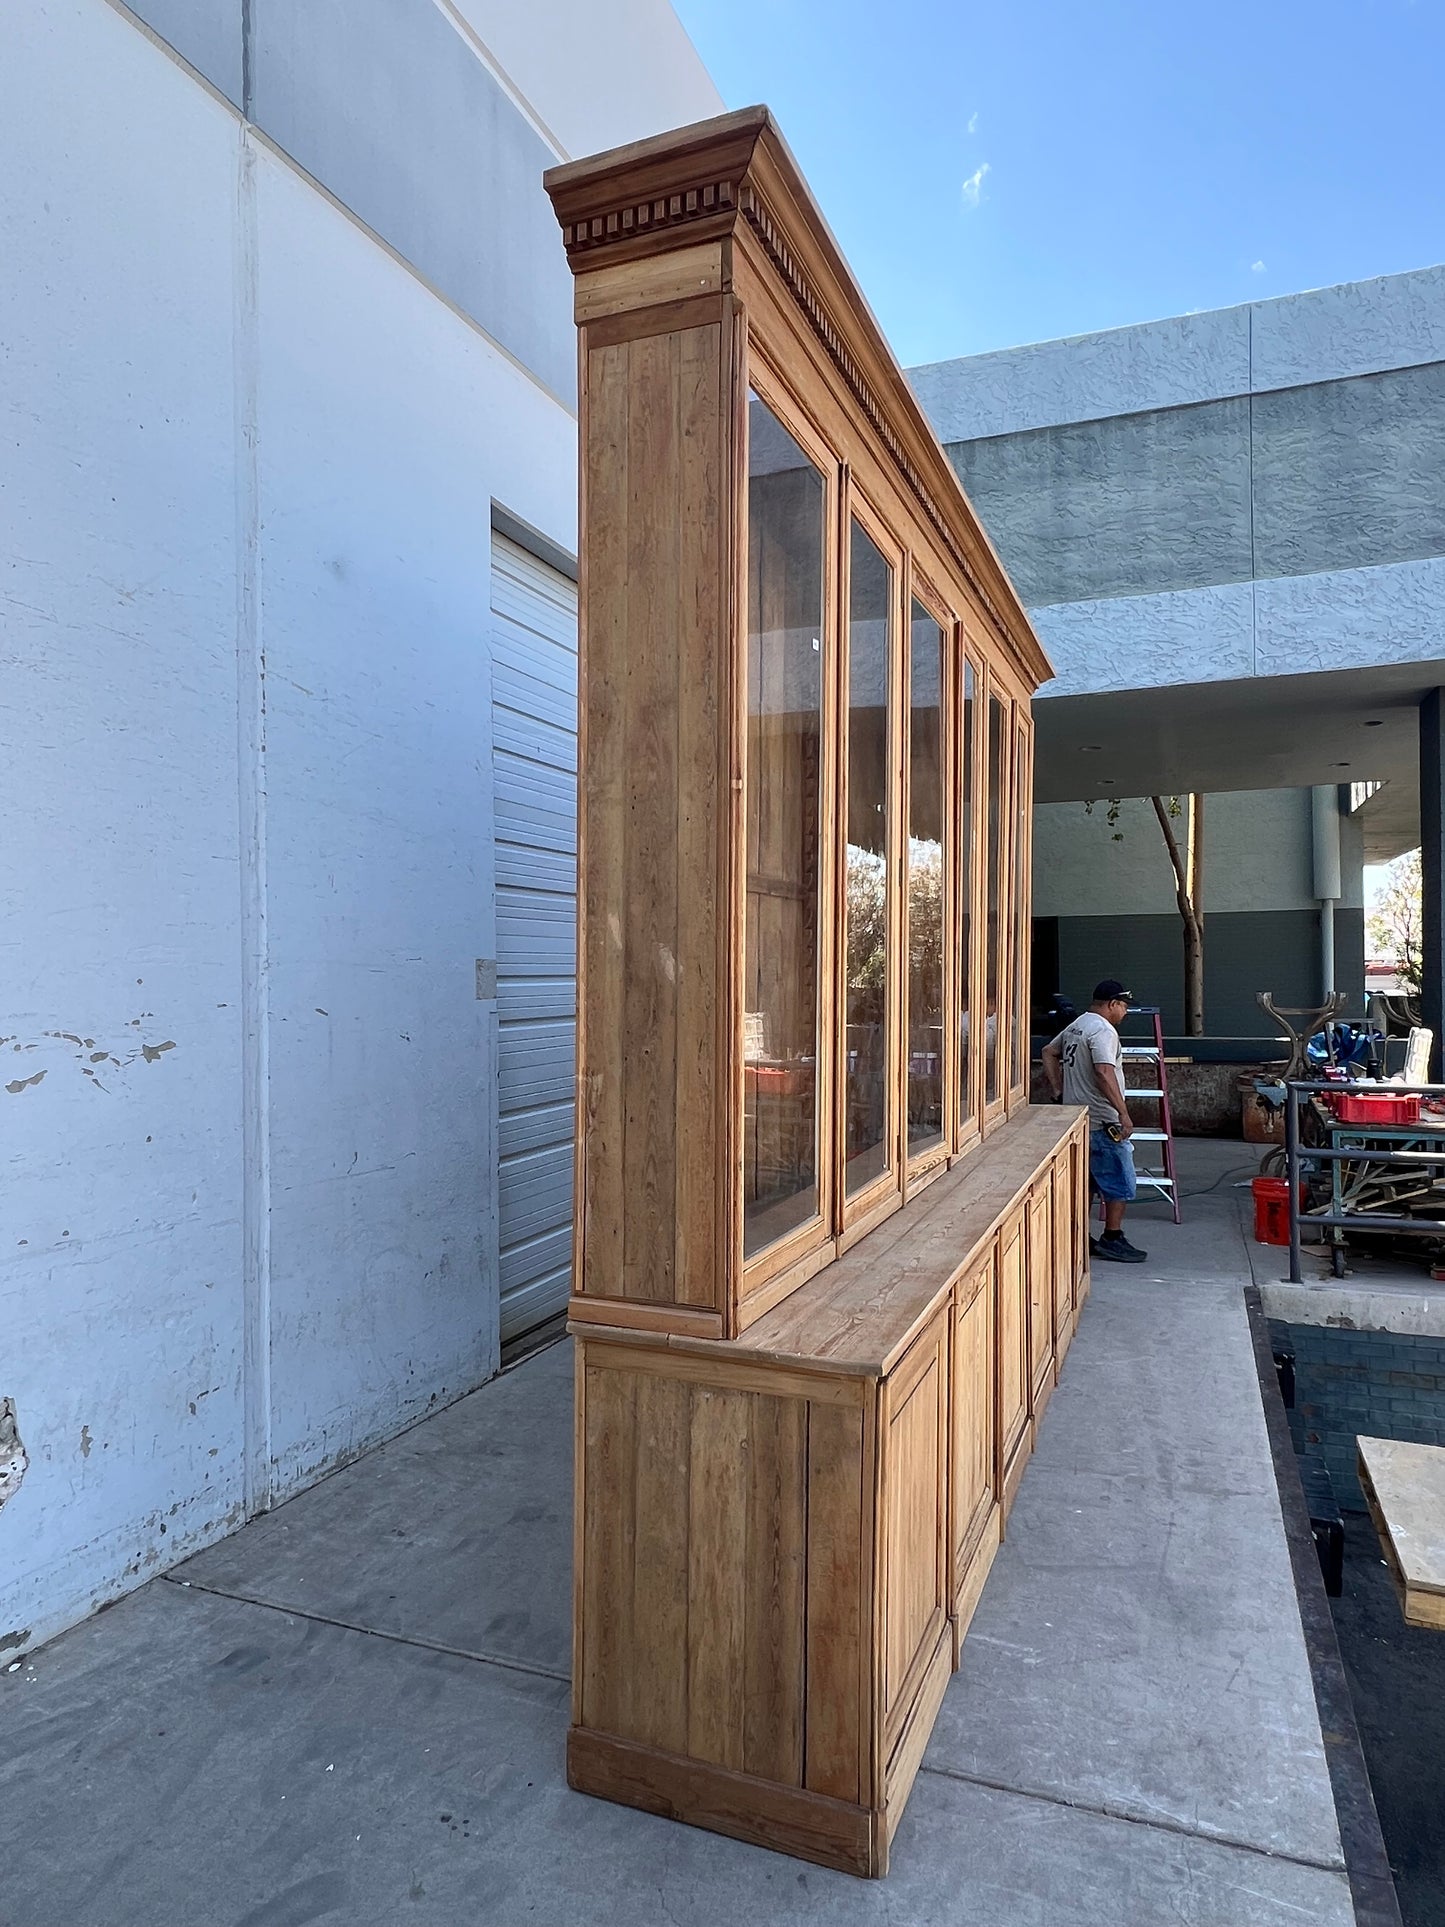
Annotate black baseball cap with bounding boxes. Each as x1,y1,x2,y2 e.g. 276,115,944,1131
1093,979,1133,1004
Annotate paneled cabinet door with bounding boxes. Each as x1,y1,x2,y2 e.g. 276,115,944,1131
1052,1150,1073,1347
1027,1182,1054,1398
951,1254,996,1592
1072,1126,1090,1304
880,1307,950,1755
997,1213,1028,1477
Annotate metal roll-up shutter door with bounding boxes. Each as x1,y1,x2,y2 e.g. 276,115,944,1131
490,533,577,1348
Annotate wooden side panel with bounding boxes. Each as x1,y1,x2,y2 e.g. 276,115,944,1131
1073,1124,1091,1308
579,1361,639,1739
805,1400,867,1804
577,318,727,1318
743,1396,808,1784
1027,1182,1054,1398
951,1255,997,1593
997,1212,1028,1469
631,1371,693,1752
579,1346,863,1805
880,1313,949,1751
1052,1147,1073,1348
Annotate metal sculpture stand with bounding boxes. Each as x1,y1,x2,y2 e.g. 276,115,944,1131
1256,991,1349,1084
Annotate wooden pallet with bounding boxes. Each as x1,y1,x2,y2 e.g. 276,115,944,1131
1358,1434,1445,1631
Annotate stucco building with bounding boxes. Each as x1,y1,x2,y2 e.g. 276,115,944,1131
911,267,1445,1038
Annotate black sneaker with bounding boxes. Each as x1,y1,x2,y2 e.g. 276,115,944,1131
1094,1233,1147,1264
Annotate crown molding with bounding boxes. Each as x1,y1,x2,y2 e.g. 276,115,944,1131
544,109,1051,690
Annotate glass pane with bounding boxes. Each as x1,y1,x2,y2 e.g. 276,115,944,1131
985,694,1004,1106
743,394,826,1259
957,658,975,1133
1011,722,1029,1090
844,522,892,1198
907,600,945,1158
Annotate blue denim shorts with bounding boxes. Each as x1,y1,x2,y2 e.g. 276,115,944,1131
1089,1128,1137,1202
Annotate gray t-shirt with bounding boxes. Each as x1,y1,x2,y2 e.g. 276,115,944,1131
1051,1011,1123,1127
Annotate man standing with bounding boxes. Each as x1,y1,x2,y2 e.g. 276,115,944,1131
1042,979,1147,1264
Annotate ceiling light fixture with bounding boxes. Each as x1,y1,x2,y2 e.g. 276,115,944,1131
1363,719,1384,728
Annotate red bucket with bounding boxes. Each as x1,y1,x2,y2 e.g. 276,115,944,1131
1251,1176,1300,1247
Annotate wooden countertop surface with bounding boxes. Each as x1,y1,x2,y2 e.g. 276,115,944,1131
668,1105,1084,1378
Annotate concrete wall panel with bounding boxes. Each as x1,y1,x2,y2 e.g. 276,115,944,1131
1033,792,1318,921
0,0,245,1651
1052,909,1364,1036
911,306,1251,441
128,0,241,103
447,0,724,160
1252,264,1445,394
252,146,575,1493
1030,580,1256,699
1254,362,1445,580
949,399,1253,607
250,0,575,402
1254,555,1445,678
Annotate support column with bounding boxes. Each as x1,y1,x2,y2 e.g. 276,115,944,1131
1311,786,1341,1001
1420,691,1445,1076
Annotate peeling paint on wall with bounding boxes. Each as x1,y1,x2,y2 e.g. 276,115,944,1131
2,1024,178,1093
0,1401,28,1514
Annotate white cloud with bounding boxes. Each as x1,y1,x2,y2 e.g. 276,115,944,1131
961,162,991,209
1251,259,1266,273
967,111,978,135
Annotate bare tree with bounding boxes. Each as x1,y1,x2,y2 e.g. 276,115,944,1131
1368,847,1422,995
1084,793,1206,1033
1151,795,1205,1035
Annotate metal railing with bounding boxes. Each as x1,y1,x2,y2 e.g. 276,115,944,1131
1284,1079,1445,1283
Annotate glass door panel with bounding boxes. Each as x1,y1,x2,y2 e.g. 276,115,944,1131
907,599,946,1159
843,520,893,1198
957,657,976,1135
1011,716,1031,1092
984,692,1004,1108
743,393,827,1259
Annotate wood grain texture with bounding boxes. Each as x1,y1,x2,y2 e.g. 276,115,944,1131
804,1399,866,1803
881,1315,948,1749
568,1727,880,1877
744,1395,808,1782
574,240,725,322
952,1254,996,1584
674,320,725,1307
687,1386,751,1768
1359,1436,1445,1632
579,1362,637,1737
998,1211,1028,1470
1028,1181,1054,1400
631,1371,692,1752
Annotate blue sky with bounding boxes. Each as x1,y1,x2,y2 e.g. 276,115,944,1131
672,0,1445,368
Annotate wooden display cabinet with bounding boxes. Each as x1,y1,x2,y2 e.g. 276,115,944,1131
546,108,1091,1877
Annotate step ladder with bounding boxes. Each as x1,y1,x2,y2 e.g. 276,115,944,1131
1117,1005,1181,1223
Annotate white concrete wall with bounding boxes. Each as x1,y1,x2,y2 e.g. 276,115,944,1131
1033,791,1319,919
1,0,248,1653
0,0,699,1654
446,0,725,160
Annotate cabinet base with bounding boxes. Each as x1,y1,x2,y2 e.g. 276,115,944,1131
567,1726,883,1877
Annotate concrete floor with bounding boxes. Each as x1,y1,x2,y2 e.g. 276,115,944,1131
0,1144,1359,1926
